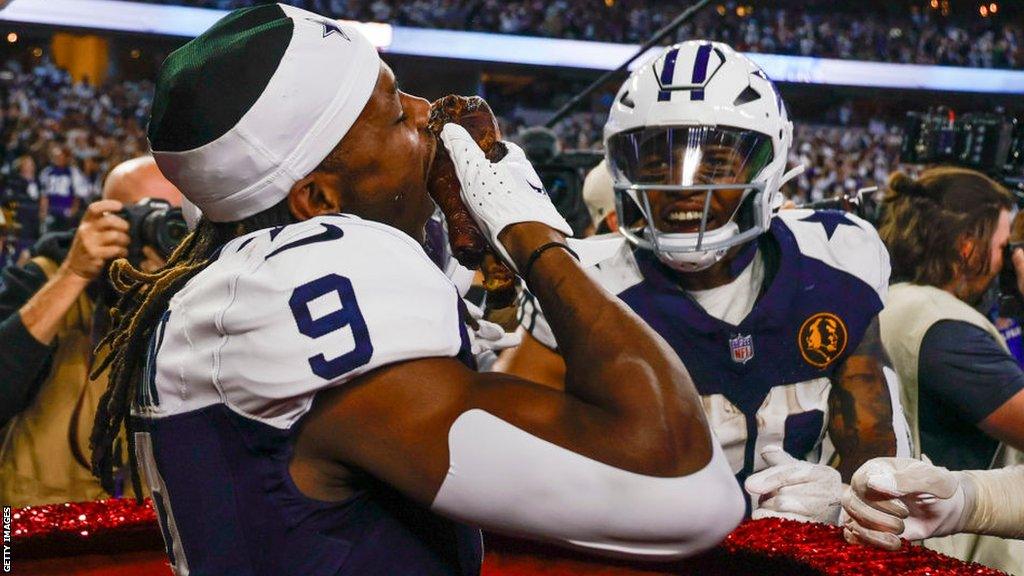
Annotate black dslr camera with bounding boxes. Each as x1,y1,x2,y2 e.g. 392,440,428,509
901,107,1024,192
902,107,1024,318
519,126,602,237
117,198,188,263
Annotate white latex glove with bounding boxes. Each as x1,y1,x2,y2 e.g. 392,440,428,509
439,123,573,270
465,299,521,356
745,445,843,524
841,457,966,551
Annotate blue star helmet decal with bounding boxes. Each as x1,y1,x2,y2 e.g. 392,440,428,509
799,210,859,240
307,17,350,41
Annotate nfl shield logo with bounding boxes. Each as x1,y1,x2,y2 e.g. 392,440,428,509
729,334,754,364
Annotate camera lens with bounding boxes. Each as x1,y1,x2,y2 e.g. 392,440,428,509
153,208,187,258
139,205,187,258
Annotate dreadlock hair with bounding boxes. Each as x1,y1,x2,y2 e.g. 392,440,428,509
89,197,297,499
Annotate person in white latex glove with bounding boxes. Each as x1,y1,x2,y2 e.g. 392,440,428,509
439,123,573,270
745,445,843,524
843,458,1024,550
842,457,969,550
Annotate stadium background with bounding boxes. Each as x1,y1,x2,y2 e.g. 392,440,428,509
1,0,1023,267
2,0,1023,574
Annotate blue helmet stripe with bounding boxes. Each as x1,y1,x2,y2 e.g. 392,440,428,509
691,43,713,84
657,47,681,102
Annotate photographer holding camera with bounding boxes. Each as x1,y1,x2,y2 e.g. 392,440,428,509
844,166,1024,572
0,155,182,507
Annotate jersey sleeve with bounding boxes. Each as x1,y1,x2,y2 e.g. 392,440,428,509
919,320,1024,424
780,209,890,303
177,217,466,428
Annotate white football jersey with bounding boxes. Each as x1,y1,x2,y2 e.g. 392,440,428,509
519,209,909,480
137,214,467,429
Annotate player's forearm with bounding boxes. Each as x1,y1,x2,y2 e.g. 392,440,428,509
502,223,684,392
835,436,896,483
500,223,709,464
829,352,899,482
18,266,91,344
831,402,898,483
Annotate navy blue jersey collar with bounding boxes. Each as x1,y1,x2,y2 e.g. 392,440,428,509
633,219,799,334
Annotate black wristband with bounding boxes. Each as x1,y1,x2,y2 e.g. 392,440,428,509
521,241,579,282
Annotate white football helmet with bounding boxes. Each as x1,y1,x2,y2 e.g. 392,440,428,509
604,41,801,272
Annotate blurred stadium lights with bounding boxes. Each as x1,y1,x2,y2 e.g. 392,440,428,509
1,0,1023,94
0,0,393,47
980,3,999,16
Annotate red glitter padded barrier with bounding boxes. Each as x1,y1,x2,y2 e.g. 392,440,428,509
10,499,1008,575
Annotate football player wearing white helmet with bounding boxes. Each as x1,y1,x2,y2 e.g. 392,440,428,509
498,41,911,524
92,9,744,576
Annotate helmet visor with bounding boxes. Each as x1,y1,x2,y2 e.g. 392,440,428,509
606,126,774,251
607,125,774,188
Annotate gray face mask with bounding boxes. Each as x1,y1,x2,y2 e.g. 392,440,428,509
606,125,775,271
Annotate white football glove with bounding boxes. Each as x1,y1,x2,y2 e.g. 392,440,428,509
841,457,967,550
745,445,843,524
439,123,573,271
465,299,521,356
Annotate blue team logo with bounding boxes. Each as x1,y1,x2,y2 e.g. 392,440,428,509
729,333,754,364
306,17,351,41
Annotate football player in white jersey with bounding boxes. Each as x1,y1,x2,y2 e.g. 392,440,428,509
498,41,911,524
87,6,742,575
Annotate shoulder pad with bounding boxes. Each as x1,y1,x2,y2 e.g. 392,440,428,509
776,209,890,301
159,215,463,428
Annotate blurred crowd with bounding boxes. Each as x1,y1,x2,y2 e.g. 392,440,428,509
0,57,904,266
546,110,901,207
0,58,152,261
130,0,1024,69
4,11,1024,572
785,122,902,205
